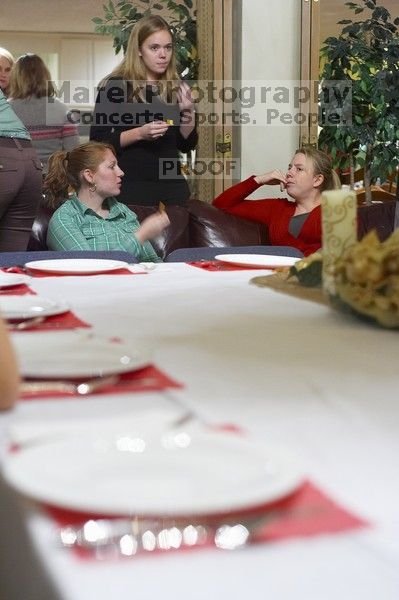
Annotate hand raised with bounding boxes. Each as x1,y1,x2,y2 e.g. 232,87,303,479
135,211,170,244
176,82,195,113
139,120,169,141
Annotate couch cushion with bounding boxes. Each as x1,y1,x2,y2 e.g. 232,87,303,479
127,204,189,260
188,199,269,247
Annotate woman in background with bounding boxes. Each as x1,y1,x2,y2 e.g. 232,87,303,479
213,146,340,256
0,87,42,252
9,53,79,172
90,15,197,206
0,315,19,410
0,47,14,97
45,141,168,261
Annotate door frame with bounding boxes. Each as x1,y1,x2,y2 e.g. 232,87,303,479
196,0,241,202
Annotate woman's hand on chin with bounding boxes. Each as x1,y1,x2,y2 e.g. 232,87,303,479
255,170,287,191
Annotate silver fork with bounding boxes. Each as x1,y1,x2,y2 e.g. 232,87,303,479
20,374,119,396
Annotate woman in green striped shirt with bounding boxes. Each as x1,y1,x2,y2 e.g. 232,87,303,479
45,141,169,261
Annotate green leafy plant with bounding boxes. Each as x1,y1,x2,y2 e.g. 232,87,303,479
318,0,399,204
92,0,198,80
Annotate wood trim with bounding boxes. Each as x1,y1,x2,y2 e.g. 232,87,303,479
309,0,320,147
300,0,311,146
213,0,237,198
195,0,239,202
213,0,225,198
196,0,215,202
300,0,320,147
221,0,235,192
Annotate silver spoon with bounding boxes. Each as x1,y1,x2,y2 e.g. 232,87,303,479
7,316,45,331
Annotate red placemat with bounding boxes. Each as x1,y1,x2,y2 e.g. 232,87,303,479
20,364,183,400
0,284,34,295
188,261,271,271
3,266,144,277
45,479,368,561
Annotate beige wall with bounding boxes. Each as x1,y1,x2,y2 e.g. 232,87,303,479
0,0,108,33
240,0,301,197
0,0,122,85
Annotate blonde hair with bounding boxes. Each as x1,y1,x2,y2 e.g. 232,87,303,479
0,47,15,96
9,53,55,99
44,142,115,208
103,15,180,102
295,146,341,191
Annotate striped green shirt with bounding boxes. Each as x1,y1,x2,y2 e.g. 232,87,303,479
47,194,161,262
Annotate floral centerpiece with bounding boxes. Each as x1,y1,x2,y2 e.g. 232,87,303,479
287,230,399,328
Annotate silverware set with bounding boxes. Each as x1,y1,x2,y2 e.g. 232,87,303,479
7,316,45,331
58,516,254,557
20,374,119,396
57,504,309,558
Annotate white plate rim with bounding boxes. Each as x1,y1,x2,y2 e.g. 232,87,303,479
24,258,129,275
0,273,30,288
11,331,152,378
3,430,303,516
214,254,300,268
0,295,70,320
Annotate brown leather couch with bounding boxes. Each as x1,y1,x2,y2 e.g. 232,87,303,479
27,199,270,259
26,198,397,259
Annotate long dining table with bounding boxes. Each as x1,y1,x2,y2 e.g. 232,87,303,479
0,262,398,600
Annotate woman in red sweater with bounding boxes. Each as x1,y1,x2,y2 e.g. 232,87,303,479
213,146,340,256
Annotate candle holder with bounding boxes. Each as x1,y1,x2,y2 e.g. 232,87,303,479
321,189,357,298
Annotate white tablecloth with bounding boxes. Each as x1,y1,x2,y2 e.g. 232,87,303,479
1,263,398,600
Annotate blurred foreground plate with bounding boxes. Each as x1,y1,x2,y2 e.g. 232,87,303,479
3,430,303,516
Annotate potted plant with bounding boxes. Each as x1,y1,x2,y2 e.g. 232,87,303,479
318,0,399,204
92,0,198,80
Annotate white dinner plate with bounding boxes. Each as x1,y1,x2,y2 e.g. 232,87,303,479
11,331,151,378
0,296,69,321
3,429,303,515
24,258,129,275
0,272,30,288
215,254,300,268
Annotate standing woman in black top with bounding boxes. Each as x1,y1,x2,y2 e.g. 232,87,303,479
90,15,197,207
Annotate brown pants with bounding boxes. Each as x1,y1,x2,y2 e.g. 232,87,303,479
0,138,42,252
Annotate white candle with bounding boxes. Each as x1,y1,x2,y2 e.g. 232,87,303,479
321,188,357,296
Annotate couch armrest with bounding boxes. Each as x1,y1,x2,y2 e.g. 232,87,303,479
188,199,269,247
26,202,54,251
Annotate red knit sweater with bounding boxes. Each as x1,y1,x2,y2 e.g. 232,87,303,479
213,176,322,256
